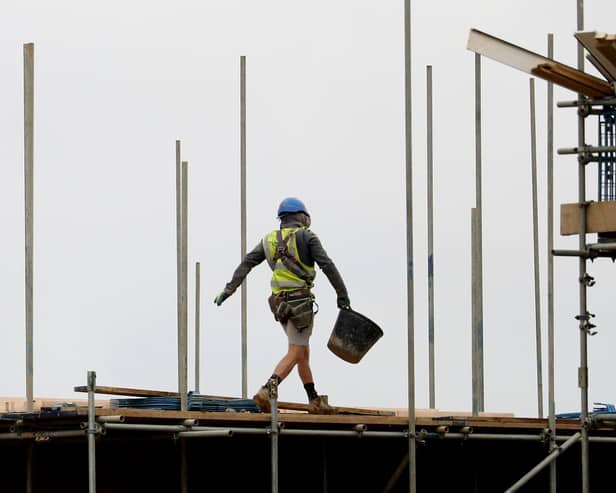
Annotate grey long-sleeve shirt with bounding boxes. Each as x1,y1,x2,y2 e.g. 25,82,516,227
224,220,349,300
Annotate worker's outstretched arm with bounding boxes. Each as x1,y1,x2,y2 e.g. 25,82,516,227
214,242,266,305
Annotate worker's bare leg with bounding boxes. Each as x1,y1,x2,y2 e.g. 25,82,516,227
253,345,303,413
296,345,313,384
273,344,306,381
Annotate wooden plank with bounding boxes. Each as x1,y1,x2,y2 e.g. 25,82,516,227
73,385,394,416
277,401,394,416
83,407,589,432
87,407,405,426
467,29,614,99
560,201,616,235
531,63,613,98
575,32,616,82
73,386,179,398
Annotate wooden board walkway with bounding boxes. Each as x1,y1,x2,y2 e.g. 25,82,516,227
62,406,589,434
73,384,396,416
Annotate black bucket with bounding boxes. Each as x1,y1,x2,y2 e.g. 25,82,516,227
327,309,383,364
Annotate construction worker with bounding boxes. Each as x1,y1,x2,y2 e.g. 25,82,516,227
214,197,350,414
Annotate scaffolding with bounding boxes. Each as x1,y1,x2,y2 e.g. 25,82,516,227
11,1,616,492
598,105,616,203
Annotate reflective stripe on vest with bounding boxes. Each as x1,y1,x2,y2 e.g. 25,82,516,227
262,228,316,293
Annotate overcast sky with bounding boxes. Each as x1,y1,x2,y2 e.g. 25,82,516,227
2,0,616,417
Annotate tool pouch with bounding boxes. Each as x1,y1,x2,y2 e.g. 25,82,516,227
268,293,293,324
268,294,315,332
287,298,314,332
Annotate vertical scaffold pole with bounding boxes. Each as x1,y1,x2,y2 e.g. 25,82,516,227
240,55,248,399
269,378,279,493
427,65,436,409
576,2,590,492
87,371,97,493
180,440,188,493
180,161,189,411
195,261,201,394
23,42,34,413
471,207,480,416
547,33,557,493
176,141,183,405
403,1,417,491
529,78,544,418
473,53,485,414
26,443,33,493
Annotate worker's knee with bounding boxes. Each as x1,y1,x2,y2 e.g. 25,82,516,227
288,344,309,363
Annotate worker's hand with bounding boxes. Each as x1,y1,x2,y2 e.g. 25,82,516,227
214,289,232,306
337,295,351,310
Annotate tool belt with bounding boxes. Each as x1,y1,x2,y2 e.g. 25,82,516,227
268,289,317,332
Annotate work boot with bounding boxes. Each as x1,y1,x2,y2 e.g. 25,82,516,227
252,387,271,413
308,395,335,415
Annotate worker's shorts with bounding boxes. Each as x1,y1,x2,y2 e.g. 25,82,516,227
283,319,313,347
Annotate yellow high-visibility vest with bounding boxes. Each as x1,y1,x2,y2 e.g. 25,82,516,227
262,228,316,293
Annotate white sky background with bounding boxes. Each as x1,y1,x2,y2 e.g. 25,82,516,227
1,0,616,417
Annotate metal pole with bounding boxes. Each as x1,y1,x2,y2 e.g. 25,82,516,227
576,3,590,492
87,371,96,493
558,98,616,107
383,454,409,493
322,440,328,493
471,208,480,416
26,443,33,493
529,78,543,418
474,53,484,412
547,32,557,493
195,262,201,394
180,439,188,493
403,1,417,491
504,432,581,493
177,430,233,438
23,42,34,413
88,422,616,443
268,378,279,493
176,140,183,404
180,161,189,411
426,65,436,409
558,145,616,155
0,430,85,440
240,55,248,399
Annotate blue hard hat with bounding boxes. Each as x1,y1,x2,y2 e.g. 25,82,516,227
277,197,310,218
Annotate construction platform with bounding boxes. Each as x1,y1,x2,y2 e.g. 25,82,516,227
2,400,616,492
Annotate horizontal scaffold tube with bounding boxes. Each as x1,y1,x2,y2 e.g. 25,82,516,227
588,243,616,251
177,430,233,438
97,416,125,423
104,423,187,432
557,145,616,155
591,413,616,423
0,430,85,440
96,423,616,443
557,98,616,107
552,249,590,258
2,423,616,444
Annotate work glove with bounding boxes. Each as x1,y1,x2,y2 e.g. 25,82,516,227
214,289,232,306
337,295,351,310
